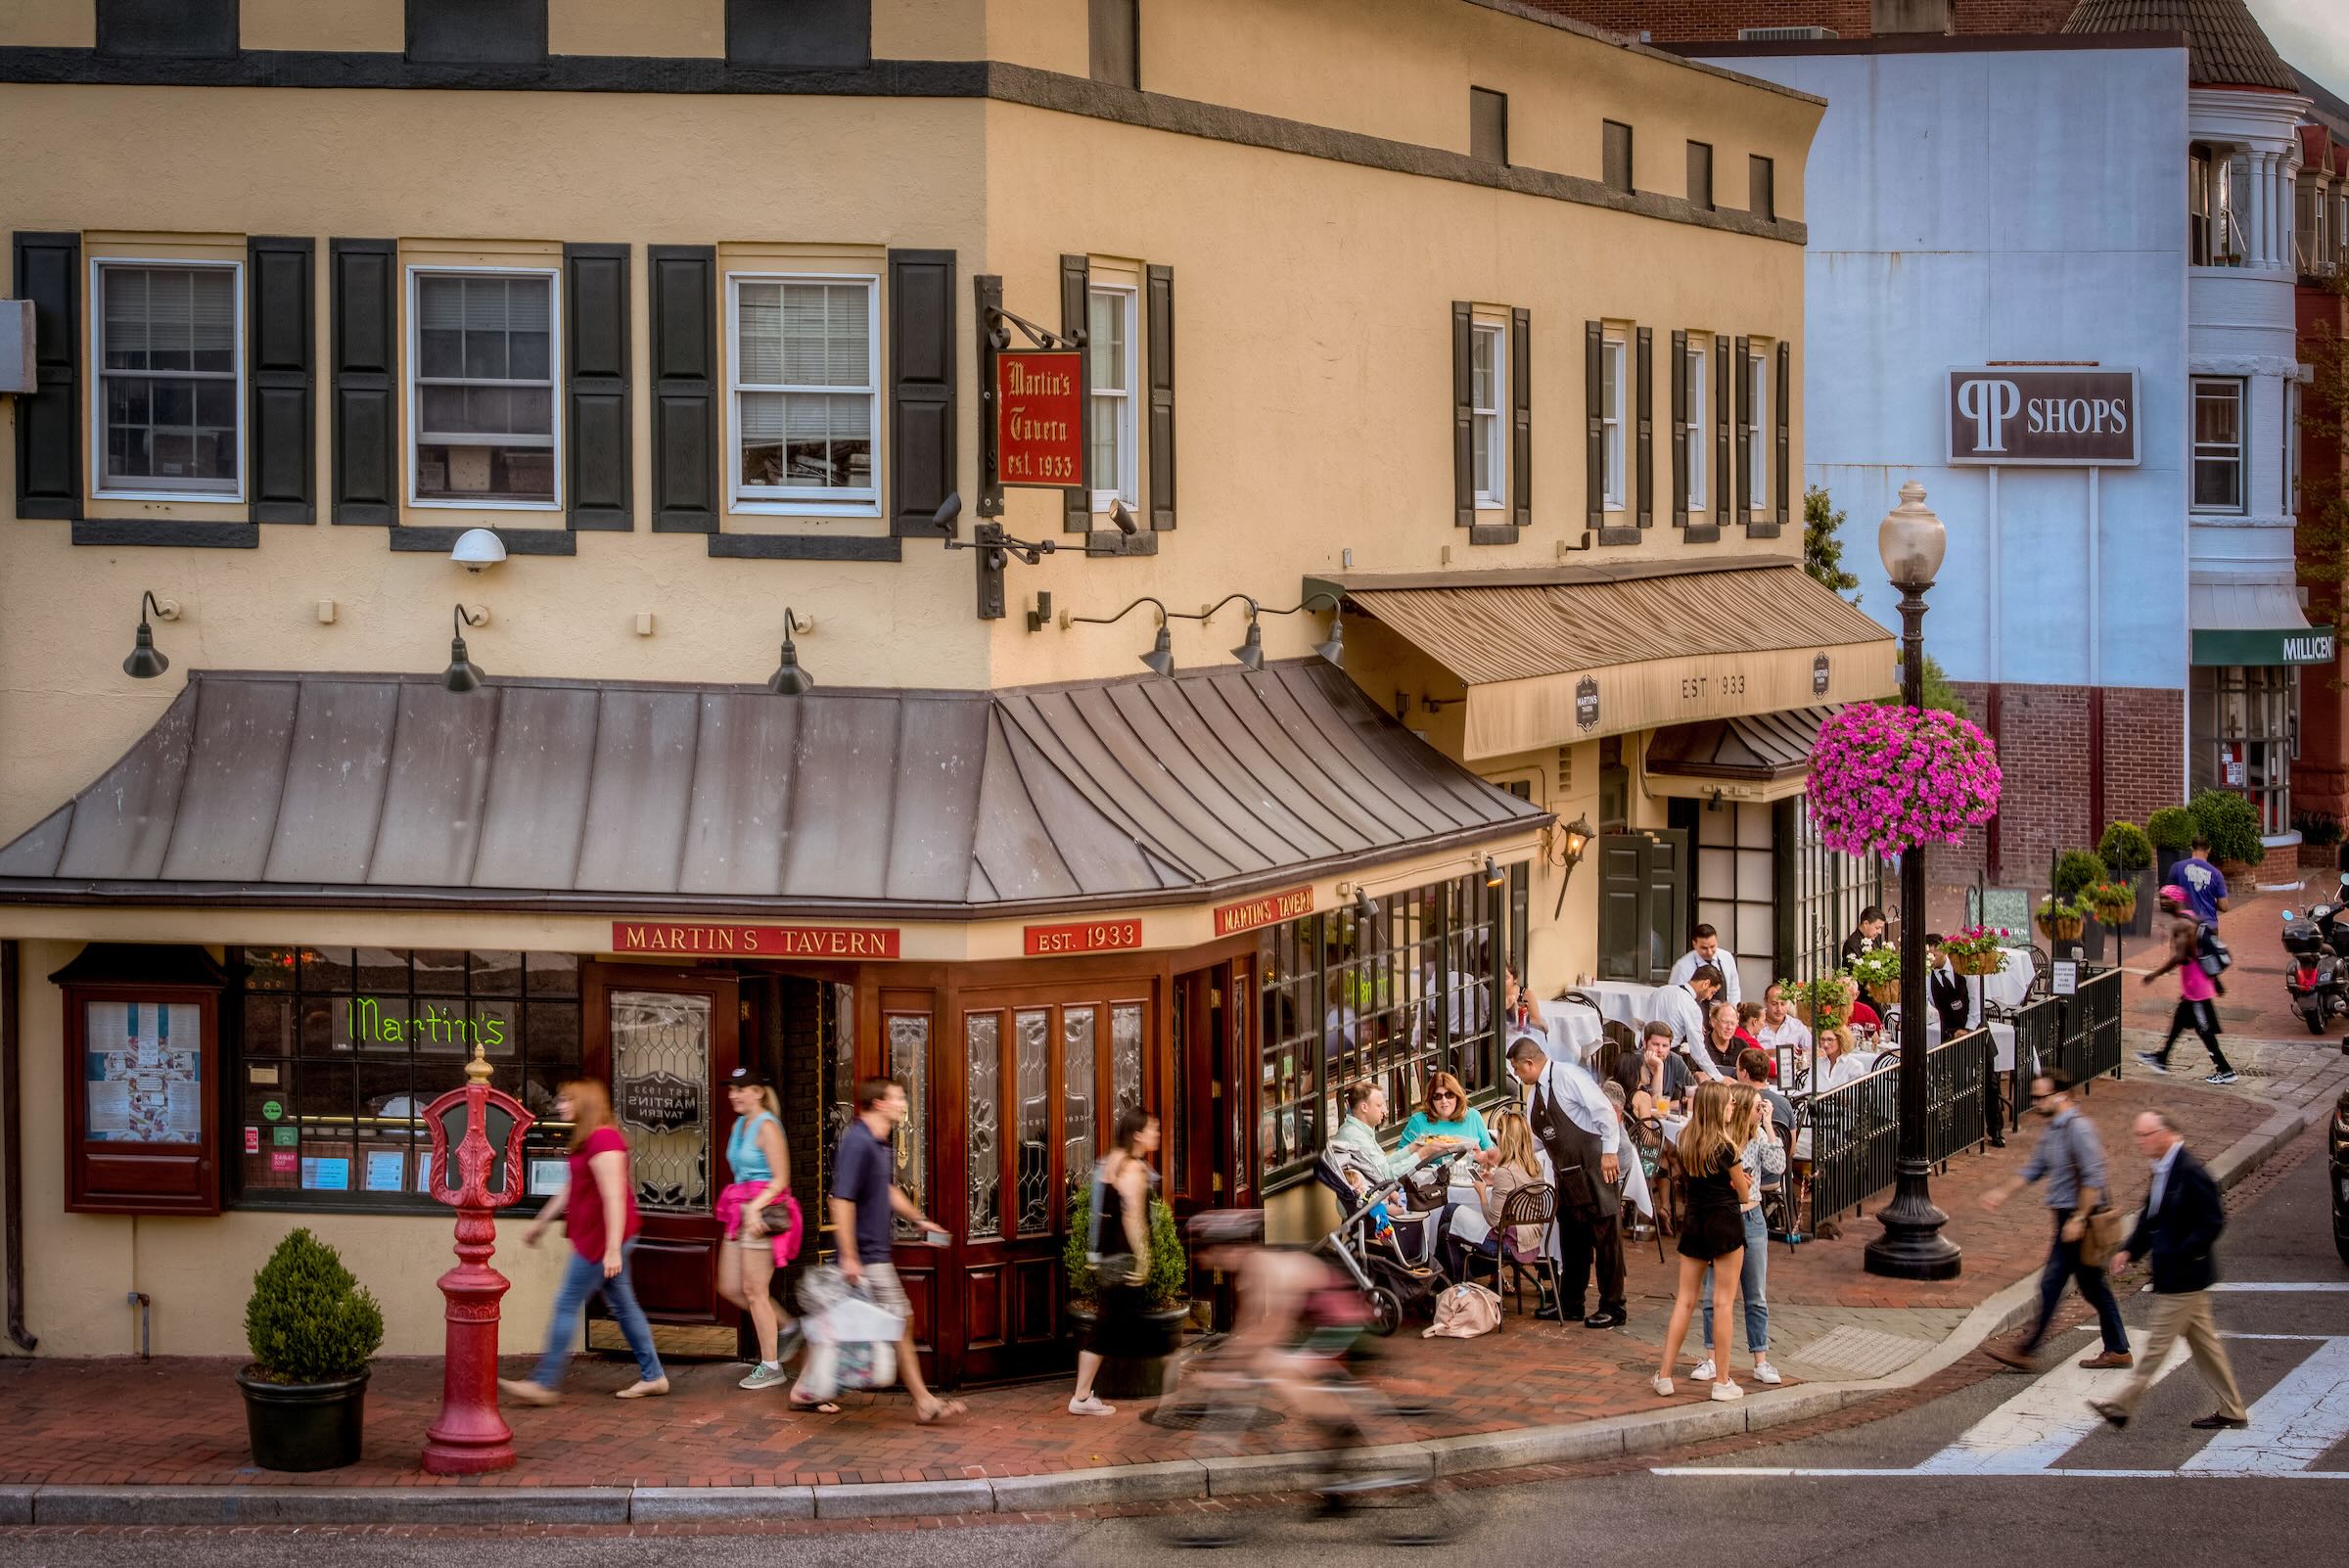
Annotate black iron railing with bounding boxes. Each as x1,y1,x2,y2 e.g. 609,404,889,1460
2042,967,2124,1092
2007,994,2065,1130
1800,1028,1994,1231
1923,1029,1995,1166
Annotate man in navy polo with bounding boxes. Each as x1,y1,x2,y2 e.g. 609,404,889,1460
2172,834,2230,929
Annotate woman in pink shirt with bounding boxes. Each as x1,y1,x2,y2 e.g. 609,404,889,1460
2138,886,2237,1084
501,1080,668,1404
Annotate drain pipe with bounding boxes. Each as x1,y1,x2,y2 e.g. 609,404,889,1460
127,1291,150,1360
3,939,32,1352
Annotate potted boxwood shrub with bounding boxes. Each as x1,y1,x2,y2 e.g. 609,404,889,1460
2097,821,2157,938
1064,1180,1190,1399
239,1227,384,1472
2189,788,2266,876
2146,806,2197,885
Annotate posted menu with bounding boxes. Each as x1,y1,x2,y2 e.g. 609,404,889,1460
83,1000,202,1145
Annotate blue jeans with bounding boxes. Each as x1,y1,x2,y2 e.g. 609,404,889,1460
533,1237,664,1387
1700,1206,1769,1356
2020,1209,2129,1357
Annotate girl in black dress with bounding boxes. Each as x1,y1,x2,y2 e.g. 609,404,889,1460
1651,1082,1754,1401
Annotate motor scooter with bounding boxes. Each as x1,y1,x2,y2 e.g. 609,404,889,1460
2280,909,2349,1034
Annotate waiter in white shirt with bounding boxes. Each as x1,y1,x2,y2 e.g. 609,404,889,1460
1652,964,1727,1079
1667,924,1740,1007
1507,1032,1627,1328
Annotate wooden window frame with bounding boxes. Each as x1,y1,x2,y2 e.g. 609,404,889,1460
89,256,247,504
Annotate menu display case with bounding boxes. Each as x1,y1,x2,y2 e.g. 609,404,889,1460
53,945,227,1216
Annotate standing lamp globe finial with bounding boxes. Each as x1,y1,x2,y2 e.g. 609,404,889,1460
443,605,487,694
1877,479,1948,593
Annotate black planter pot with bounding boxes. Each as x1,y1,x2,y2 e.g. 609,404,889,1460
238,1367,369,1472
1066,1304,1191,1399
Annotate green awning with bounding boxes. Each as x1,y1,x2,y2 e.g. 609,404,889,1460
2188,626,2335,667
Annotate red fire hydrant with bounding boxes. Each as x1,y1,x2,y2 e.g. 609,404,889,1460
420,1044,534,1475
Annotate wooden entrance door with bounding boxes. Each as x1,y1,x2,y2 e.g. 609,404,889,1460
1174,954,1256,1325
950,984,1151,1384
581,964,740,1324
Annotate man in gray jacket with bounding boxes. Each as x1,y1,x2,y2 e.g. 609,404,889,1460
1979,1070,2133,1370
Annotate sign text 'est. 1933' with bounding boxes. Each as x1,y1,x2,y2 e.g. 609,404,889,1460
1024,918,1143,955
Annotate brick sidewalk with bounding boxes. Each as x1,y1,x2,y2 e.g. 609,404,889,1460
0,1075,2274,1493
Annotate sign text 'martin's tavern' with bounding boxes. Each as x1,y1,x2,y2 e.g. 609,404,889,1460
610,922,902,958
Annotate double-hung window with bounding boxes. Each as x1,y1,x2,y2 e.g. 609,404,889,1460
1471,321,1505,507
1088,285,1137,512
731,274,879,512
1685,339,1709,512
1601,336,1626,510
2192,378,2244,512
1746,346,1770,513
95,260,242,499
411,269,560,508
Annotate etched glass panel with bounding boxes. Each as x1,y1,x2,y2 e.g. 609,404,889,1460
887,1010,928,1237
1061,1006,1096,1209
966,1012,1000,1238
1110,1003,1144,1125
609,991,713,1214
1015,1008,1051,1235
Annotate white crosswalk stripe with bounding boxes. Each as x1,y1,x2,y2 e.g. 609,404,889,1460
2183,1337,2349,1476
1911,1342,2188,1475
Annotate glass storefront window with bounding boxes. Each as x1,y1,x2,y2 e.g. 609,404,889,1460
231,946,579,1210
1254,871,1505,1189
2192,665,2295,837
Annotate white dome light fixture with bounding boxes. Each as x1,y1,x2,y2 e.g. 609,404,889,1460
450,529,508,574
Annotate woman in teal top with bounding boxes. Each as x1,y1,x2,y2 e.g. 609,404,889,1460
1397,1073,1494,1150
715,1067,800,1392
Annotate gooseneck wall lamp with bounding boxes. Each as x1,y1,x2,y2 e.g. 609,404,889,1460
443,605,489,693
1258,591,1346,667
1064,596,1176,678
767,608,815,696
123,591,178,679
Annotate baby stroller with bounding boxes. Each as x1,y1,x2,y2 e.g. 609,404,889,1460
1315,1146,1458,1336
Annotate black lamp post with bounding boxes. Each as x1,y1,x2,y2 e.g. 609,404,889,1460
1865,481,1962,1281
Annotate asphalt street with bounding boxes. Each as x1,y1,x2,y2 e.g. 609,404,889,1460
9,1120,2345,1568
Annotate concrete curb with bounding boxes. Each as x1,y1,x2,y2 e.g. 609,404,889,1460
6,1101,2325,1530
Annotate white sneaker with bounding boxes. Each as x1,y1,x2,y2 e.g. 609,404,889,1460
1690,1358,1718,1381
1067,1394,1116,1416
1752,1362,1782,1385
1711,1379,1745,1402
1651,1375,1676,1397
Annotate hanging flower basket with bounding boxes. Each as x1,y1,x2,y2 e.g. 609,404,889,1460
2036,897,2087,943
2085,880,2137,928
1806,704,2003,859
1944,926,2008,977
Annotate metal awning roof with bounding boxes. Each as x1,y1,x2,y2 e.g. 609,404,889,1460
0,661,1543,919
1643,706,1838,803
1310,558,1895,758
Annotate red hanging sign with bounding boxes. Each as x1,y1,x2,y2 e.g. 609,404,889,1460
995,348,1084,488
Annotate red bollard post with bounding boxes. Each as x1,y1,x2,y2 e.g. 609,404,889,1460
420,1045,535,1475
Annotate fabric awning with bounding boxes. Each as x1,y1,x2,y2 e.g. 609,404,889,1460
1312,556,1897,758
2188,580,2335,667
0,661,1543,919
1643,705,1838,803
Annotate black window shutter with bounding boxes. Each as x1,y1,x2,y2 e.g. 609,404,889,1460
1774,340,1792,529
1670,328,1687,523
97,0,238,58
564,243,631,531
888,248,957,538
1061,254,1090,533
13,232,80,522
1733,334,1751,524
247,236,314,525
1635,326,1653,530
726,0,871,68
328,238,395,526
1584,319,1602,536
1712,333,1730,530
1147,263,1175,530
408,0,545,65
1510,306,1531,532
647,245,716,533
1452,301,1473,529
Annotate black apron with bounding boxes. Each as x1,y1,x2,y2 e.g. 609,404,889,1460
1531,1072,1619,1221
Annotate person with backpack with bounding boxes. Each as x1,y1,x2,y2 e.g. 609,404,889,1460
1979,1070,2133,1371
2138,885,2238,1084
1067,1108,1159,1417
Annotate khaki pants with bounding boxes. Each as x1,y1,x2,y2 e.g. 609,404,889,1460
2111,1289,2245,1421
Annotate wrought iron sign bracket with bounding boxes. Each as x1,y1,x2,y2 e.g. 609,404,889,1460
975,275,1087,522
944,521,1057,621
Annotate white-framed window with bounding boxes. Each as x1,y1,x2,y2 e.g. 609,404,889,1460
2192,377,2244,512
92,259,244,500
1601,336,1626,511
728,272,879,513
1746,346,1770,512
1471,321,1505,507
1685,339,1708,512
1087,284,1137,512
409,267,560,509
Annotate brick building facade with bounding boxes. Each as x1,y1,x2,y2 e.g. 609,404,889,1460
1938,683,2186,885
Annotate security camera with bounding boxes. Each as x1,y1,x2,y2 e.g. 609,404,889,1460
933,492,963,536
450,529,507,573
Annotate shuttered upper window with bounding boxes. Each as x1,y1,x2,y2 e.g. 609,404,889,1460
1685,341,1708,512
1745,346,1769,515
410,269,560,509
95,261,242,499
1601,337,1627,511
729,275,879,511
1088,285,1137,511
1470,321,1505,507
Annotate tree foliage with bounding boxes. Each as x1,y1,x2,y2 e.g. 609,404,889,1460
1804,485,1861,603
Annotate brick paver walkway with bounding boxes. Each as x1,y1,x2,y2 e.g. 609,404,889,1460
0,1074,2274,1492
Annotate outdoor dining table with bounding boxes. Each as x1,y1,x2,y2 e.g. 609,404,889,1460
1541,1000,1605,1064
1566,979,1661,1034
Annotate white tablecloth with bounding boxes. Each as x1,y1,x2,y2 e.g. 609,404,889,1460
1542,1004,1605,1064
1574,980,1662,1033
1977,949,2034,1011
1925,1014,2020,1071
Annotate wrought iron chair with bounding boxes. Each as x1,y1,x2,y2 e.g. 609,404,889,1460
1460,1180,1558,1318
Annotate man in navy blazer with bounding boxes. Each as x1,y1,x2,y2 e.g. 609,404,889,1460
2089,1111,2248,1430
